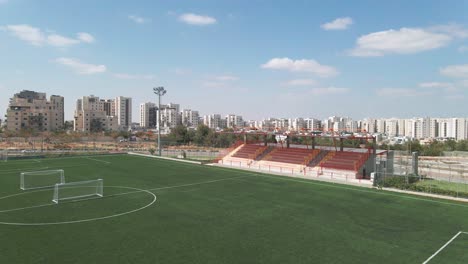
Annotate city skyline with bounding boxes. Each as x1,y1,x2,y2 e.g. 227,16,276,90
1,0,468,121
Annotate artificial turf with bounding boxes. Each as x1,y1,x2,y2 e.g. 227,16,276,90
0,154,467,263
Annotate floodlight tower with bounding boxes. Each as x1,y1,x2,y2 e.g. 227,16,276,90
153,86,166,156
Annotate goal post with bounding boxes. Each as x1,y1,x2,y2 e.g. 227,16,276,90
0,150,7,162
20,169,65,190
53,179,103,204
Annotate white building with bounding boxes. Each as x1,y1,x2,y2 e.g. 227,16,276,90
115,96,132,130
181,109,200,128
139,102,156,128
304,118,321,131
226,114,244,128
289,118,304,131
204,114,226,130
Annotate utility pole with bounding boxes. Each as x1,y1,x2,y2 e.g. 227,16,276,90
153,87,166,156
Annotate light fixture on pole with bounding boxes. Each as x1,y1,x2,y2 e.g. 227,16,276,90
153,86,166,156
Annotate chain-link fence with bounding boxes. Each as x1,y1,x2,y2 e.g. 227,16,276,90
157,149,220,161
375,151,468,199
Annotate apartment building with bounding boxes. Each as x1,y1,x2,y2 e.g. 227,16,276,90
6,90,64,132
74,95,118,132
181,109,200,128
140,102,156,128
115,96,132,130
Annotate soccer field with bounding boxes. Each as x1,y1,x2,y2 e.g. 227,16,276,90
0,154,467,264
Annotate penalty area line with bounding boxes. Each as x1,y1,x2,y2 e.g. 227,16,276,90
422,231,465,264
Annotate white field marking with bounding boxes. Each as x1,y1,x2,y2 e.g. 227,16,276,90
233,171,468,209
33,159,41,163
0,154,124,164
84,157,111,164
49,174,251,201
0,166,49,174
0,175,248,215
0,202,56,213
422,231,467,264
116,158,468,209
0,186,157,226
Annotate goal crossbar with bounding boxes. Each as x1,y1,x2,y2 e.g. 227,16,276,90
53,179,103,204
20,169,65,190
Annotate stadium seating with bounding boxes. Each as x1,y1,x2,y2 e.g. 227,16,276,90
232,144,268,160
262,148,320,165
319,151,369,171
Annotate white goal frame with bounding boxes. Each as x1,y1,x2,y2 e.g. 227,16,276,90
52,179,103,204
20,169,65,190
0,150,7,162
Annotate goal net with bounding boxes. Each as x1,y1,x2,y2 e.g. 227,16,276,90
53,179,103,204
0,150,7,162
20,169,65,190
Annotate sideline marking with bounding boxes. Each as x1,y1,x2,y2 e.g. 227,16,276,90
84,157,111,164
422,231,467,264
0,167,49,174
0,186,156,226
224,169,468,209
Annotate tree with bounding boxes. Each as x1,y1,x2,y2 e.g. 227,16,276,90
445,139,457,151
194,124,211,145
456,140,468,151
62,121,74,131
168,125,190,144
90,119,104,133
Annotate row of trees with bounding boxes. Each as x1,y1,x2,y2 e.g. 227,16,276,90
379,139,468,156
166,125,238,148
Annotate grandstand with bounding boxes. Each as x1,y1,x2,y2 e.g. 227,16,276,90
231,144,268,160
220,133,376,180
263,147,320,165
319,151,370,175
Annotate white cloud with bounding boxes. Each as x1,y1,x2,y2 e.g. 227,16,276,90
47,34,79,47
179,13,217,25
113,73,155,80
202,74,239,88
213,75,238,81
460,80,468,87
2,24,94,47
459,46,468,53
261,57,338,78
3,24,45,45
440,64,468,78
419,82,458,92
418,82,453,88
321,17,353,30
310,87,349,95
349,27,451,57
128,15,150,24
283,79,318,86
202,81,225,88
444,95,465,100
55,57,106,75
77,32,95,43
430,23,468,39
376,88,434,97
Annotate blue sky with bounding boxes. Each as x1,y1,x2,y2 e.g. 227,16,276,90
1,0,467,122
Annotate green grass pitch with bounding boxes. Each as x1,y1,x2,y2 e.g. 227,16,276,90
0,154,467,263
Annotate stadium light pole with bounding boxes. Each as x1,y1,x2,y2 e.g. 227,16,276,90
153,86,166,156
